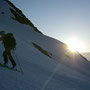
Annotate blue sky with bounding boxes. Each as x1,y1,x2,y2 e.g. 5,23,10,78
10,0,90,52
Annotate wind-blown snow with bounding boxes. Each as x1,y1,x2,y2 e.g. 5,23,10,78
0,0,90,90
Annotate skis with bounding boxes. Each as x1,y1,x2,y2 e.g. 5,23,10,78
0,63,21,73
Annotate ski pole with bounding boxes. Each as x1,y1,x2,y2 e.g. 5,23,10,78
12,50,24,75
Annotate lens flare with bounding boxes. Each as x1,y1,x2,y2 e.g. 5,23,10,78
66,38,86,53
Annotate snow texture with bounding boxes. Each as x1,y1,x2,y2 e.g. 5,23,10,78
0,0,90,90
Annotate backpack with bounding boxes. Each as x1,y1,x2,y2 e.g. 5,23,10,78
3,33,16,49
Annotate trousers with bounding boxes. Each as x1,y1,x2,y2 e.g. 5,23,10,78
3,48,16,66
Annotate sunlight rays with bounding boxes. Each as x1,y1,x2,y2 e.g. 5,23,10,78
66,38,86,53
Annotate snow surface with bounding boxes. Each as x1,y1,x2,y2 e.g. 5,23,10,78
82,53,90,61
0,0,90,90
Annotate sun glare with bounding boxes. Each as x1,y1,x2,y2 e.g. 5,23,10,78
66,38,86,53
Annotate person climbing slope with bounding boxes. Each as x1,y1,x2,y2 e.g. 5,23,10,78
0,31,16,68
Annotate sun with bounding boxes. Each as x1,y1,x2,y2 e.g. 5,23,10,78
66,38,86,53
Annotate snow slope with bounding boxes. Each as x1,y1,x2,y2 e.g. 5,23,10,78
0,0,90,90
82,53,90,61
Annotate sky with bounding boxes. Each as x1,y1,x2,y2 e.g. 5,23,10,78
10,0,90,52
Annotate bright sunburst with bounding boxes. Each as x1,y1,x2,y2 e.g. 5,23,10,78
66,38,86,53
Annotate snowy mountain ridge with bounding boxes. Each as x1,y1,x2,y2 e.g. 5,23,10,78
82,52,90,61
0,0,90,90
